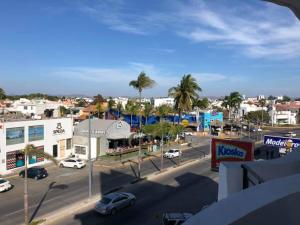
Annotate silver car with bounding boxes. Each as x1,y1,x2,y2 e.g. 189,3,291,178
95,192,136,215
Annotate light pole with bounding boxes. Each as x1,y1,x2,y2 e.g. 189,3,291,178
88,113,92,199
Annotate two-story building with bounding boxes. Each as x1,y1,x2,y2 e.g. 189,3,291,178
0,117,73,175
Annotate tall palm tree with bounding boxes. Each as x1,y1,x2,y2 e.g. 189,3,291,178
222,92,243,120
129,72,156,178
143,102,153,125
108,97,116,111
23,144,57,225
125,100,139,127
168,74,202,124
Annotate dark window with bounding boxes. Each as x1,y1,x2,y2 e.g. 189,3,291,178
53,145,58,157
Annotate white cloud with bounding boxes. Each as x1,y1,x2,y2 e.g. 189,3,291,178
74,0,300,59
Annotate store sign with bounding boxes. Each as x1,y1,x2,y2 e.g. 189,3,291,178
116,121,123,129
211,138,254,170
264,135,300,150
53,123,65,135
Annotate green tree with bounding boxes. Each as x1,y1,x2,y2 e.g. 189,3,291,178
268,95,276,100
22,144,57,225
258,99,267,125
107,97,116,111
244,111,270,124
0,88,6,100
168,74,201,123
194,97,209,110
125,100,139,127
156,104,173,122
143,102,153,125
129,72,156,178
95,102,103,119
59,106,67,117
222,92,243,120
75,99,86,107
116,102,124,118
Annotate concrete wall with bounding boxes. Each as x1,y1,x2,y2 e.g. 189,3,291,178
184,173,300,225
218,148,300,201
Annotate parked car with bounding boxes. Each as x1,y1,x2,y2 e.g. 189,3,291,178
162,213,193,225
164,149,181,159
0,178,12,192
94,192,136,215
59,158,86,169
284,132,297,137
19,167,48,180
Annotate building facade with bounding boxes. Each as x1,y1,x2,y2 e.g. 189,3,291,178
0,118,73,175
152,97,174,108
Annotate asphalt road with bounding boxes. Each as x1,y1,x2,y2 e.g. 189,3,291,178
0,138,211,225
56,157,218,225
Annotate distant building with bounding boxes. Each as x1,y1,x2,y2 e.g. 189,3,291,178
269,102,300,125
113,97,128,108
198,112,223,131
257,95,265,100
152,97,174,108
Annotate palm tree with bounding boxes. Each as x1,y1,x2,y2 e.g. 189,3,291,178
129,72,156,178
258,99,267,125
125,100,139,127
23,144,57,225
108,97,116,111
95,102,102,119
143,103,154,125
222,92,243,120
116,102,123,118
168,74,201,124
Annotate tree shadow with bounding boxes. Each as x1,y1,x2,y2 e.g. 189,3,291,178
149,158,160,172
29,182,69,223
73,168,218,225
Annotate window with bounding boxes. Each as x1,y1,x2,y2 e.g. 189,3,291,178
6,127,25,145
75,146,86,155
29,125,44,142
24,106,28,110
66,138,72,150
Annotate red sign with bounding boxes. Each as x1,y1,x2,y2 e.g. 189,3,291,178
211,138,254,171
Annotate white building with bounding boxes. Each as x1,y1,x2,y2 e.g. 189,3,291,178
9,98,63,117
0,118,73,175
112,97,129,108
257,95,265,100
152,97,174,108
239,102,267,117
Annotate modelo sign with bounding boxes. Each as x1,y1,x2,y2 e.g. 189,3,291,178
211,138,254,171
264,135,300,150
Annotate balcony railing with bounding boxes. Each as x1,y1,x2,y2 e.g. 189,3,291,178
241,164,265,189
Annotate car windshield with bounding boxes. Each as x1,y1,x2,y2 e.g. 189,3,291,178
169,150,174,153
0,179,7,184
100,197,112,205
76,159,82,162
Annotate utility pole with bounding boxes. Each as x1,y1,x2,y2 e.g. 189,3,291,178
88,112,92,199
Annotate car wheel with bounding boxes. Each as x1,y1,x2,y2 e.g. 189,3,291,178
74,165,78,169
59,164,64,168
110,208,117,215
34,176,38,180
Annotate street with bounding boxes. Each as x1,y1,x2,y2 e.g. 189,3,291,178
0,138,211,225
55,157,218,225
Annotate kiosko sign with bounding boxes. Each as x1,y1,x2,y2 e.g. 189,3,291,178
264,135,300,150
53,123,65,135
211,138,254,170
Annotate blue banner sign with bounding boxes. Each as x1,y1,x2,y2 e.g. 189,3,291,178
264,135,300,150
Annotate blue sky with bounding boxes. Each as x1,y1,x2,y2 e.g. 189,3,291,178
0,0,300,97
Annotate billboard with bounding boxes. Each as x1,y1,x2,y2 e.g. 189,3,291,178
29,125,44,142
211,138,254,170
264,135,300,151
6,127,25,145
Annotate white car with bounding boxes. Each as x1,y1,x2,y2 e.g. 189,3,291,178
59,158,86,169
284,132,296,137
164,149,181,159
0,178,12,192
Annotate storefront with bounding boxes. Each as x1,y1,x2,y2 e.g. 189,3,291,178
73,119,132,159
0,118,73,175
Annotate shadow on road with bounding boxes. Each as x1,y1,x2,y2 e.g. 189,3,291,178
30,182,69,223
73,168,218,225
